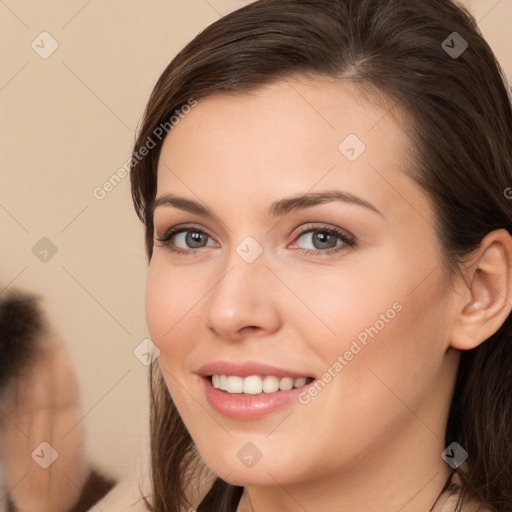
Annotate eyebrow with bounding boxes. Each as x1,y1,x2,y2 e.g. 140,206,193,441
151,190,383,218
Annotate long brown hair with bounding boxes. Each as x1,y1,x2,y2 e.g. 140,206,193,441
130,1,512,510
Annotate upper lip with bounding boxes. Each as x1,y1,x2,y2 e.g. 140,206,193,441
197,361,314,379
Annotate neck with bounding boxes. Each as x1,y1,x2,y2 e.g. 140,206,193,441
236,424,454,512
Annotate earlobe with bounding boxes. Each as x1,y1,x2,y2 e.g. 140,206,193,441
450,229,512,351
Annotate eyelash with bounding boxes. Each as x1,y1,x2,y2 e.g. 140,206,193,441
155,223,356,257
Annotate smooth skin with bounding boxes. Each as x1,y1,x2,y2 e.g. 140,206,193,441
145,77,512,512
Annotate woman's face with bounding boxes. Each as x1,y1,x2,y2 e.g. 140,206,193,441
145,78,460,490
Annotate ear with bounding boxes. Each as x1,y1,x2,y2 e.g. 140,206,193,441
450,228,512,351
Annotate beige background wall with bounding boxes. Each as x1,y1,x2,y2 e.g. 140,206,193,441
1,0,511,481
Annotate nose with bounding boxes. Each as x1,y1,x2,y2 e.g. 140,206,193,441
203,253,281,341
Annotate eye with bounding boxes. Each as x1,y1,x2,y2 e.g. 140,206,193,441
154,225,217,255
290,224,356,255
154,223,356,257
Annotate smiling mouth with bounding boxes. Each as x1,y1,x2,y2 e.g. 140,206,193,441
208,374,315,395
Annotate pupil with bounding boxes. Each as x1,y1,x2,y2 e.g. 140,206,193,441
187,231,204,247
314,232,335,249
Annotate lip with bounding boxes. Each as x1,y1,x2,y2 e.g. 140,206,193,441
200,375,317,420
197,360,314,379
197,361,317,420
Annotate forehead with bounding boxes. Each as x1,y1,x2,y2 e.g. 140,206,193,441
155,77,427,222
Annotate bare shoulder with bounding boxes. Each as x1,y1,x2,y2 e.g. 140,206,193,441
432,487,494,512
87,454,217,512
86,466,152,512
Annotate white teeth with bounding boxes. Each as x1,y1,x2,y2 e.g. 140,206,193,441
243,375,263,395
262,375,279,393
226,376,243,393
210,374,312,394
294,377,307,388
279,377,294,391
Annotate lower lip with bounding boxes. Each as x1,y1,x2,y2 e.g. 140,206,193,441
201,376,316,420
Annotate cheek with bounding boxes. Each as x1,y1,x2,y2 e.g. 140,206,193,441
288,257,405,358
144,260,189,354
145,256,211,379
144,264,166,347
332,269,451,415
144,263,195,406
307,250,450,396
